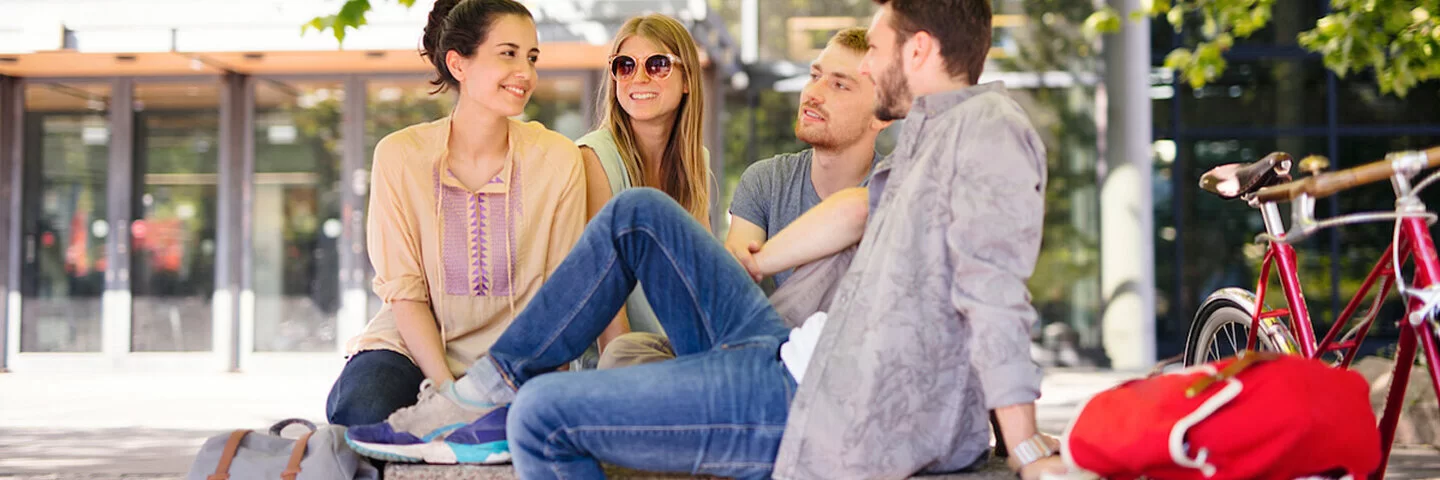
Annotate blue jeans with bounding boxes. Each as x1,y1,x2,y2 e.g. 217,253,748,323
473,188,795,480
326,349,426,426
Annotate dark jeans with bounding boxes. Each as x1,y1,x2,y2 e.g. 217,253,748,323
326,349,427,427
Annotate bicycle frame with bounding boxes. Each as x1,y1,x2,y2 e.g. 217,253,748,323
1248,198,1440,479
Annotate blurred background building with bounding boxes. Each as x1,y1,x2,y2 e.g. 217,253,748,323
1147,0,1440,361
0,0,1433,374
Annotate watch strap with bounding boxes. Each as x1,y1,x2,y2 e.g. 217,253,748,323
1011,434,1056,467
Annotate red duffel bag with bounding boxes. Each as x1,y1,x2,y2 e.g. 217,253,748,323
1061,353,1380,480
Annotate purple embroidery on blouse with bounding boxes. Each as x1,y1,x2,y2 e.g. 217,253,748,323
438,180,473,296
475,168,522,296
436,165,522,297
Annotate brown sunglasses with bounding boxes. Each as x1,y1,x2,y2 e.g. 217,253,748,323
608,53,683,81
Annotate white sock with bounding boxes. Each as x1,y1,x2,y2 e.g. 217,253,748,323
447,377,500,410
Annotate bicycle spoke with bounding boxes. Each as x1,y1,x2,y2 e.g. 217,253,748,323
1210,327,1226,361
1222,325,1232,353
1226,324,1240,356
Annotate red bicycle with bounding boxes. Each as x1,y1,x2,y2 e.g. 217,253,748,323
1184,146,1440,479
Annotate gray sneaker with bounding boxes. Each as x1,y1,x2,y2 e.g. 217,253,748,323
345,379,498,463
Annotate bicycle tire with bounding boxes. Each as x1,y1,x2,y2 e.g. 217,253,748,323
1184,298,1297,366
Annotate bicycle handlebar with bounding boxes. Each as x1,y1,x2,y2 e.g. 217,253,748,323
1254,146,1440,203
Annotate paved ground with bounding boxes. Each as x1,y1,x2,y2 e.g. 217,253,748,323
1,367,1437,479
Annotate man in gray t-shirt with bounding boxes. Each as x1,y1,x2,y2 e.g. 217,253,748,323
725,27,889,287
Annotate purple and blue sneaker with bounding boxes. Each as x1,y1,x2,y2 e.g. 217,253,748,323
345,380,501,463
442,406,511,464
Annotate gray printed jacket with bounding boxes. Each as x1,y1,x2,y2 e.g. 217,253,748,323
773,82,1049,480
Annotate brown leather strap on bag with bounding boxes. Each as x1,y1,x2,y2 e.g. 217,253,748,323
281,430,313,480
207,430,251,480
1185,350,1283,398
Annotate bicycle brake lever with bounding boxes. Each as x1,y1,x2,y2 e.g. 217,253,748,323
1254,225,1315,245
1292,194,1319,229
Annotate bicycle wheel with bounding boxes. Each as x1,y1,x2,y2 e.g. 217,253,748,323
1184,298,1297,366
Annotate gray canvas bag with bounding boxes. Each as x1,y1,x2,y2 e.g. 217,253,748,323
187,418,380,480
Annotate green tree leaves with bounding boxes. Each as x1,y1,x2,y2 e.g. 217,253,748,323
1299,2,1440,95
1085,0,1439,97
303,0,417,44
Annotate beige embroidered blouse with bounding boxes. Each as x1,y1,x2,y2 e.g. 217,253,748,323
346,116,587,376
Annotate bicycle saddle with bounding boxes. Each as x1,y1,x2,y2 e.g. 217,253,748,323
1199,152,1294,200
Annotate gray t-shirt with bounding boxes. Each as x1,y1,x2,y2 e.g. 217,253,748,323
729,149,877,286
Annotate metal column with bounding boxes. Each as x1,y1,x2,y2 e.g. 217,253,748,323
336,76,369,350
216,72,248,371
102,78,135,359
1099,0,1157,368
0,75,19,372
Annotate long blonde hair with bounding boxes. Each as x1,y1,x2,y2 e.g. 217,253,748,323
597,14,710,223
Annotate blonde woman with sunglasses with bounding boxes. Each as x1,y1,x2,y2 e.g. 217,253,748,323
575,14,711,352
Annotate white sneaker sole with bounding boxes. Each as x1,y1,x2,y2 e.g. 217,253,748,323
347,437,512,465
348,437,444,463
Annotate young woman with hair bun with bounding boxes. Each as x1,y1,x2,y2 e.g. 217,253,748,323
325,0,587,428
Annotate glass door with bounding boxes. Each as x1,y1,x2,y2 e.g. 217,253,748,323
249,79,345,352
129,82,221,352
18,82,110,353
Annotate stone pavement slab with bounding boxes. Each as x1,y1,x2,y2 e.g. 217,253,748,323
4,367,1440,479
385,458,1016,479
0,368,337,477
7,449,1440,480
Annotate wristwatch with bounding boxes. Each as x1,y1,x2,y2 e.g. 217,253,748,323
1011,434,1057,468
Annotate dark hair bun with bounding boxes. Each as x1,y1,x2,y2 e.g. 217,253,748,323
422,0,462,61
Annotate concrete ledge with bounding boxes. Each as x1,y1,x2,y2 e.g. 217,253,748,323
1353,356,1440,448
387,456,1015,479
